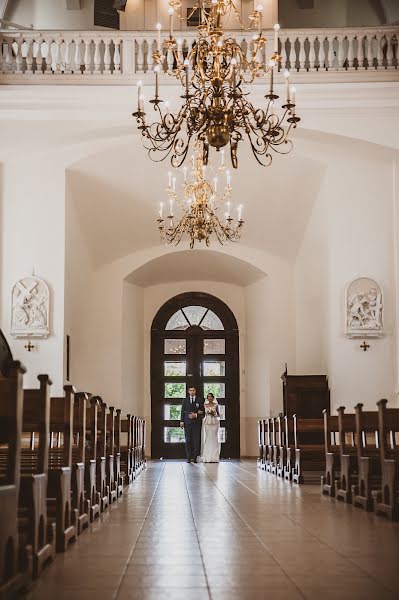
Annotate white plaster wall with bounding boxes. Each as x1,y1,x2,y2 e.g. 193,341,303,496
294,147,397,413
64,175,94,387
0,158,66,394
326,153,396,411
5,0,96,29
122,279,144,416
295,169,329,375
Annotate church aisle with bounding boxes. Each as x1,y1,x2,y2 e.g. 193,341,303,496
25,460,399,600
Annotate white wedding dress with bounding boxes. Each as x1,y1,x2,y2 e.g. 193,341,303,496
199,400,221,463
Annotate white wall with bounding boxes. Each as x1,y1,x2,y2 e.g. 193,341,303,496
0,158,66,394
5,0,95,29
294,145,397,413
122,278,144,416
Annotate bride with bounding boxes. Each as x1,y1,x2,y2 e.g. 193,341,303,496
199,393,221,463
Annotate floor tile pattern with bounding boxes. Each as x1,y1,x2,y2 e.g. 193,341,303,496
25,460,399,599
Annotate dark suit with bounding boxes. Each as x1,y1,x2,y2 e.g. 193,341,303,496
180,396,204,460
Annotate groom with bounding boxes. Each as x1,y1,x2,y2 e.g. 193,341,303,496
180,386,204,463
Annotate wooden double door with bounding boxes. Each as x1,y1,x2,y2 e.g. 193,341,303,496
151,292,240,459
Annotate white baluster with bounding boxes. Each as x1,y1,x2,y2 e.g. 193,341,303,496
54,39,61,74
337,35,345,70
280,36,288,71
177,38,184,65
347,34,355,70
25,38,34,74
298,35,306,71
93,39,101,74
84,38,92,74
357,34,365,69
113,39,121,73
64,39,71,74
147,39,154,72
15,38,23,74
246,37,252,72
74,39,82,74
45,39,53,73
327,36,335,70
0,38,3,74
136,39,144,72
308,35,316,70
103,39,111,74
387,34,395,69
366,34,374,69
319,36,327,70
6,39,13,72
376,33,384,69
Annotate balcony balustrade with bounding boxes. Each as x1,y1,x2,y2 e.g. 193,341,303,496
0,26,398,85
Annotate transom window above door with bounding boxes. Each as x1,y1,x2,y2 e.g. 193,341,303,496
165,305,224,331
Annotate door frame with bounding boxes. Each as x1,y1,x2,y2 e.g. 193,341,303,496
150,291,240,459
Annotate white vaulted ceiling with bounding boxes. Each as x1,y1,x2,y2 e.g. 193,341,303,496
67,136,325,267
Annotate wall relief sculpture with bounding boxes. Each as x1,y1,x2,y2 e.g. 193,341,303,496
11,276,50,338
345,277,383,338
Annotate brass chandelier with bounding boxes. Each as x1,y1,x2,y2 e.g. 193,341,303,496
157,143,244,248
132,0,300,169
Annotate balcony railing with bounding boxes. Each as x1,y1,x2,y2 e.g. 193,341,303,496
0,26,398,84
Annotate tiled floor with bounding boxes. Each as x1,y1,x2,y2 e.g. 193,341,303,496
26,460,399,600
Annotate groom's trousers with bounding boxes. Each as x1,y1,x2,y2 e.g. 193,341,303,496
184,423,201,460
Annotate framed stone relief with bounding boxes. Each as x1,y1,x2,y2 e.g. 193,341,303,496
345,277,383,338
11,276,50,338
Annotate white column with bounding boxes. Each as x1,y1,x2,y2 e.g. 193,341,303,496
308,35,316,71
357,35,365,70
83,38,92,74
113,39,121,74
14,38,23,74
25,38,34,74
347,34,355,70
137,39,144,72
366,33,374,69
64,39,71,74
73,39,82,74
103,39,111,74
93,39,101,74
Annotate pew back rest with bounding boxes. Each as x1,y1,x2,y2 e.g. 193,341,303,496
355,404,379,457
323,410,339,452
22,375,51,475
0,362,25,488
294,416,325,448
377,400,399,460
85,397,98,462
49,389,74,469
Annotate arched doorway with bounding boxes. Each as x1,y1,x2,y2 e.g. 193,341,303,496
151,292,240,459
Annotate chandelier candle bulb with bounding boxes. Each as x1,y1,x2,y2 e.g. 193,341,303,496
291,86,296,106
168,171,172,188
159,202,164,219
238,204,243,221
154,65,160,98
284,69,290,102
274,24,280,53
172,176,176,192
183,166,188,183
214,177,218,193
168,7,174,36
226,171,231,187
137,80,143,110
156,23,162,51
169,198,174,217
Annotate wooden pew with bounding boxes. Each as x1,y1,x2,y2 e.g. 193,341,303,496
261,419,268,470
271,418,279,475
292,416,325,484
335,407,357,503
352,403,381,511
142,419,147,469
47,386,77,552
257,420,263,469
114,409,124,497
93,398,109,511
20,375,56,578
321,410,340,497
71,392,90,534
120,414,133,484
373,399,399,520
132,416,138,478
0,361,32,598
284,415,295,481
105,404,117,503
265,418,273,473
276,415,286,478
84,396,101,522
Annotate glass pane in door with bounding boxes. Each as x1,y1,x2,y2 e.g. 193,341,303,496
164,427,185,443
164,339,186,354
203,361,226,376
204,382,225,398
164,404,182,420
203,339,225,354
164,362,186,376
164,382,186,398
